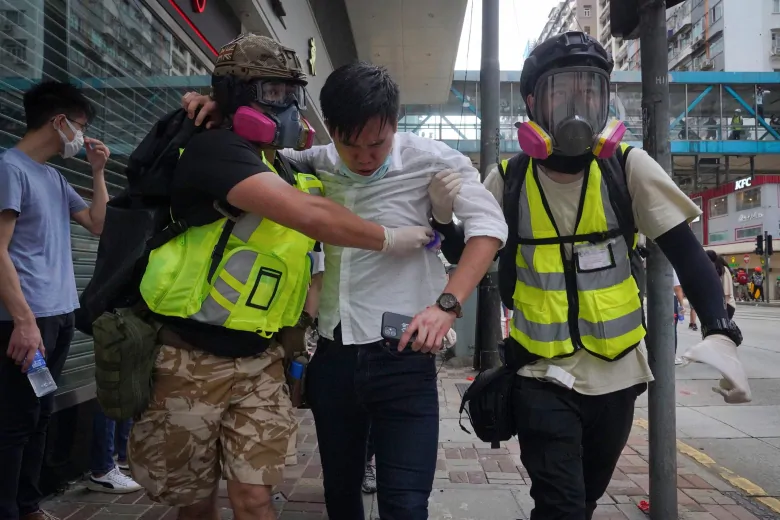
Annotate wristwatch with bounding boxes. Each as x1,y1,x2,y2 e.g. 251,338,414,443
436,293,463,318
701,318,743,347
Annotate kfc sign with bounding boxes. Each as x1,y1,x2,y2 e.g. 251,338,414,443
192,0,206,12
735,177,752,190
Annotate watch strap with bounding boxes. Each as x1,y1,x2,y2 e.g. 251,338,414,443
701,318,743,346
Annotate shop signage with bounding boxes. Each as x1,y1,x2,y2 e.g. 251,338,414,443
735,177,752,190
738,211,764,222
308,38,317,76
744,254,750,264
192,0,206,13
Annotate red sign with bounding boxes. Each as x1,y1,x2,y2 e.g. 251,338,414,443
744,254,750,264
192,0,206,13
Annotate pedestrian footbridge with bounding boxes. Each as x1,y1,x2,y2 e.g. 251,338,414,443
397,71,780,190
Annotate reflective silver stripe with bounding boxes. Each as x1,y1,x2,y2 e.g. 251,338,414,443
190,250,258,326
517,265,566,292
307,186,322,195
191,294,230,325
232,214,264,243
513,306,643,342
513,310,571,343
579,307,643,340
214,278,240,304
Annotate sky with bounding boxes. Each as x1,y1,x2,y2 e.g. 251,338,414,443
454,0,561,71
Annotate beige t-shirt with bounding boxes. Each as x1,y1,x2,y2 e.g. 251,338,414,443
484,148,702,395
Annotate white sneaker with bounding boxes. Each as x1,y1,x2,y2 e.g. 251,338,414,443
87,467,142,494
675,357,684,366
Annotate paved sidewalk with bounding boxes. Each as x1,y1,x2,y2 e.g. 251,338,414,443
42,366,780,520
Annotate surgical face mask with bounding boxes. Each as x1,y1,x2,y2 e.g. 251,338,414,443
232,105,315,150
56,118,84,159
337,153,392,184
517,67,625,160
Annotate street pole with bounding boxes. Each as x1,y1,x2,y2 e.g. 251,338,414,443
764,231,771,301
639,0,678,518
474,0,502,370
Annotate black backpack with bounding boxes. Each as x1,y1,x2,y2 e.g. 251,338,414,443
75,109,217,335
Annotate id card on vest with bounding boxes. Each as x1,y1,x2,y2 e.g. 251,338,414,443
574,242,615,272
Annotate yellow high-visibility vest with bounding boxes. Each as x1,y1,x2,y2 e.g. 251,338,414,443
140,153,323,337
500,144,645,360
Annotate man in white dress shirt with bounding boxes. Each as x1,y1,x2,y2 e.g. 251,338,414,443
182,61,507,520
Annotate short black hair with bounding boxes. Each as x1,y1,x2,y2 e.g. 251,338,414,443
320,62,399,141
23,81,96,130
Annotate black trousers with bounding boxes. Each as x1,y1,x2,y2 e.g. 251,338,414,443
306,331,439,520
513,376,646,520
0,313,74,519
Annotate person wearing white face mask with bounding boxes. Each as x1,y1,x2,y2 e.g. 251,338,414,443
0,81,111,520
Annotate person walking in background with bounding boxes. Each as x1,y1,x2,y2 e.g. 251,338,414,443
87,411,141,493
688,304,698,332
736,267,749,301
752,267,765,302
707,251,736,319
673,270,686,366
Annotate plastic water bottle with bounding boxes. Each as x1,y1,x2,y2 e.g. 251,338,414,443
27,351,57,397
288,357,307,408
678,311,684,323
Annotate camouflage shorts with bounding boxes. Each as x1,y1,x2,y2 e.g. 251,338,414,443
128,343,296,507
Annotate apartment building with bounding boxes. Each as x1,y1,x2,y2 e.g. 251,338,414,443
536,0,597,43
594,0,780,73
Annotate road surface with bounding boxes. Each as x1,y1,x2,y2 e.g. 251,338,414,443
636,303,780,502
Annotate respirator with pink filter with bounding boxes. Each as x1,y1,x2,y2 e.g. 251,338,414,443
232,79,315,150
515,67,626,160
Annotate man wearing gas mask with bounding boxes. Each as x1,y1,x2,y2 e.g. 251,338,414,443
128,35,435,520
429,31,751,519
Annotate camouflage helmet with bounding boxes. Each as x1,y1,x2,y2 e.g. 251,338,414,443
213,33,307,85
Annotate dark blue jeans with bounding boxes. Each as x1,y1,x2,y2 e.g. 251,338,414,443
0,313,74,519
90,410,132,474
306,330,439,520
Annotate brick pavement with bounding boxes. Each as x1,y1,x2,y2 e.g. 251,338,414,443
41,366,780,520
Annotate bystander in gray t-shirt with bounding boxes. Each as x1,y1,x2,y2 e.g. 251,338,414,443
0,148,87,320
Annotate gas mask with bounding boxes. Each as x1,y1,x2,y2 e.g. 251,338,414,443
233,105,315,150
516,67,625,162
232,79,315,150
56,118,85,159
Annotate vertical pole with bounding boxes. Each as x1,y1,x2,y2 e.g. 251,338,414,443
639,1,678,519
764,231,771,301
475,0,502,370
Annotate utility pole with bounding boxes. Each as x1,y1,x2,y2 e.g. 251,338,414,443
763,231,772,301
639,1,678,518
474,0,502,370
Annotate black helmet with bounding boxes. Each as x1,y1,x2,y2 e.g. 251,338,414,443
520,31,613,102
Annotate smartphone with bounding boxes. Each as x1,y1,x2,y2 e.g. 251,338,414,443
381,312,417,345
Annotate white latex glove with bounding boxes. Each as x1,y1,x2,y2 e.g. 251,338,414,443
382,226,435,254
680,334,752,404
442,329,457,350
428,169,462,224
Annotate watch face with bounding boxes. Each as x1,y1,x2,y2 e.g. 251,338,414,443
439,293,457,310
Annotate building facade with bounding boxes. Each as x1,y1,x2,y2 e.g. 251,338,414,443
0,0,467,492
599,0,780,73
536,0,597,43
689,175,780,296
